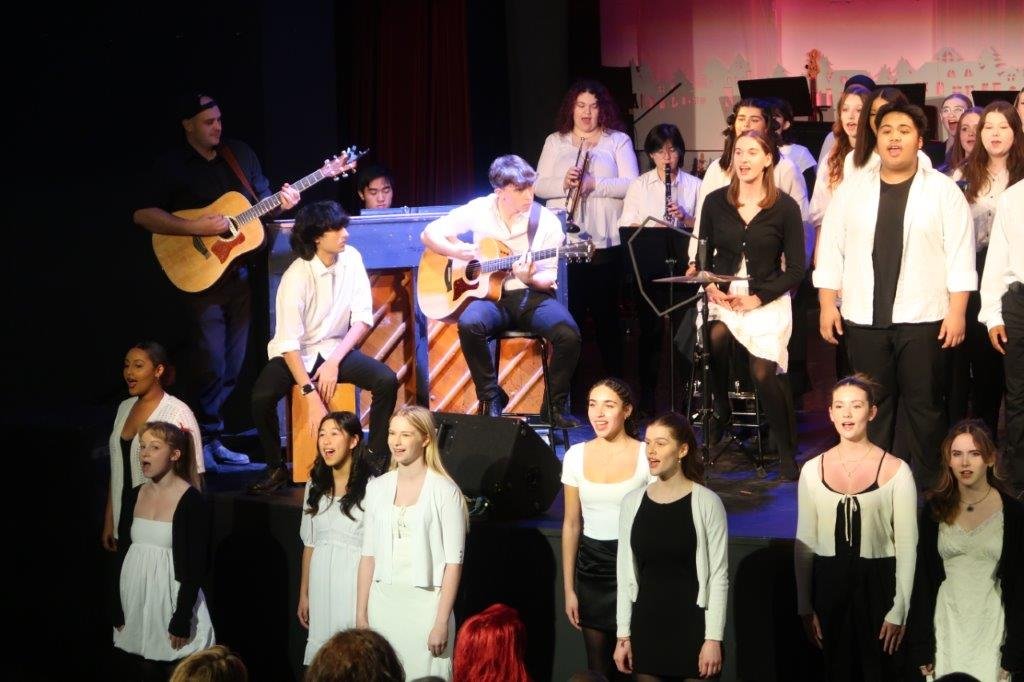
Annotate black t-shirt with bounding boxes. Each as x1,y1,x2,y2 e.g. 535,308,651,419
871,176,913,327
136,138,272,214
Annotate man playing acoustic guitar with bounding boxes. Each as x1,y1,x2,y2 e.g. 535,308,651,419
421,155,581,426
133,93,301,466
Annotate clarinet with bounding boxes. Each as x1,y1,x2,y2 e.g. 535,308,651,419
664,162,674,225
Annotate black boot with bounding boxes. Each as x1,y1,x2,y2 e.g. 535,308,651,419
551,397,581,429
479,390,509,418
248,465,290,494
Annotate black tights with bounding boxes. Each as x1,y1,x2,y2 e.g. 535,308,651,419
708,321,796,460
582,627,628,681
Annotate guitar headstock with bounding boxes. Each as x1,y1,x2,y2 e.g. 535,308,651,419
805,49,821,81
563,239,596,263
323,145,370,179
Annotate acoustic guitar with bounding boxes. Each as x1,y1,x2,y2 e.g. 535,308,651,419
417,237,594,322
153,146,367,292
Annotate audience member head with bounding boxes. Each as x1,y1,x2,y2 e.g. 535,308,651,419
853,87,910,168
555,79,625,136
719,98,782,171
829,374,880,444
962,100,1024,204
139,420,201,489
125,341,174,396
645,411,702,484
643,123,686,173
727,130,780,208
453,603,530,682
827,85,870,188
289,200,350,261
874,103,927,175
306,628,404,682
946,106,983,173
940,92,974,137
308,411,372,519
588,378,638,440
928,420,1010,523
356,164,394,210
170,645,248,682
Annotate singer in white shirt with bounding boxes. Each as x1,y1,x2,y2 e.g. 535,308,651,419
814,104,976,488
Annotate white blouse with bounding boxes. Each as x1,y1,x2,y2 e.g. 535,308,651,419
535,130,639,249
560,441,650,541
979,179,1024,329
794,455,918,625
951,167,1010,251
108,393,203,538
780,143,817,174
361,469,466,588
619,168,702,227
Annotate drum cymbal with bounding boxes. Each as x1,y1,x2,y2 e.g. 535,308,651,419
653,271,750,284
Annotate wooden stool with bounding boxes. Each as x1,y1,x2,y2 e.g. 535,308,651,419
493,330,569,449
288,384,357,483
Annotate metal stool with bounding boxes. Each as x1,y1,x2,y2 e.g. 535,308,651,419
493,330,570,449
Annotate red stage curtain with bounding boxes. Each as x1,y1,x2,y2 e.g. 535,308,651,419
340,0,475,207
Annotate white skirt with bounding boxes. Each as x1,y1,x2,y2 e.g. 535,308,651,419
112,518,215,662
706,275,792,372
304,538,361,665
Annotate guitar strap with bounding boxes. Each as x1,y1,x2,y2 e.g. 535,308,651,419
526,202,541,247
218,143,259,202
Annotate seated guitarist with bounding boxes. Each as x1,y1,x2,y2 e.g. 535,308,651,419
133,92,301,467
421,155,582,427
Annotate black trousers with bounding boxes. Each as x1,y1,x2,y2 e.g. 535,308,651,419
1003,287,1024,491
947,250,1004,436
844,321,948,487
185,267,251,442
787,272,815,399
569,246,625,377
457,288,581,405
251,352,398,466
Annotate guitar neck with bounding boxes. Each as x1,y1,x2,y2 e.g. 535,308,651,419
480,246,563,273
234,167,331,224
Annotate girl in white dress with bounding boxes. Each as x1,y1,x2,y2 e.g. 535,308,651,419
112,421,215,675
909,420,1022,682
357,406,467,680
562,378,649,681
297,411,373,665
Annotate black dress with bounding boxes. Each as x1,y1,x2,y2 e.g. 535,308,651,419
630,492,706,677
119,438,134,506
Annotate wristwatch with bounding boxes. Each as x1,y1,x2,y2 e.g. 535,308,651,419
300,383,316,396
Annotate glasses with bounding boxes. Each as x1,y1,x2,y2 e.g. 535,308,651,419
941,106,966,116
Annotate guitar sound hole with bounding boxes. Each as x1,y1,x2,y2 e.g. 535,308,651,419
464,260,481,280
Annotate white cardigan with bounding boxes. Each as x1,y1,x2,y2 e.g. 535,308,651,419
361,468,466,588
616,483,729,640
108,393,203,538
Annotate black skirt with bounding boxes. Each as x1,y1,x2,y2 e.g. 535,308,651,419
575,535,618,632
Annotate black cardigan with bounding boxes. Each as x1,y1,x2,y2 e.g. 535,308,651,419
110,485,211,639
906,492,1024,674
699,187,805,304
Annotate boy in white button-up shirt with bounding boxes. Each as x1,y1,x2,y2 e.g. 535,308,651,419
815,103,976,487
249,200,398,493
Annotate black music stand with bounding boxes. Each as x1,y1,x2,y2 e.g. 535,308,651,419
621,220,697,413
738,77,813,117
971,90,1020,107
891,82,927,107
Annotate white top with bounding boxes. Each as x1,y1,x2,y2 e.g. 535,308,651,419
951,167,1010,251
688,155,810,262
794,455,918,624
535,130,639,248
424,195,565,291
361,469,466,588
619,168,702,227
300,481,366,549
813,163,978,325
560,441,650,541
780,143,817,174
108,393,203,538
267,248,374,372
979,179,1024,329
616,483,729,640
817,131,837,169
